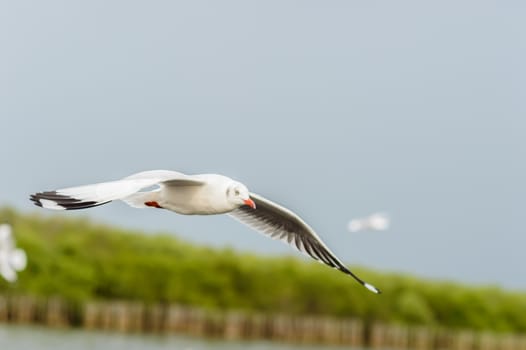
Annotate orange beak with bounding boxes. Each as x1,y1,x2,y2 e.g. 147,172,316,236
244,198,256,209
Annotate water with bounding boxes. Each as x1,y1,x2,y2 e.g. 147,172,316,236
0,325,352,350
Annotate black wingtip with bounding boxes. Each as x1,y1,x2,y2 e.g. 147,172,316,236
30,194,43,207
29,191,110,210
363,282,382,294
338,266,381,294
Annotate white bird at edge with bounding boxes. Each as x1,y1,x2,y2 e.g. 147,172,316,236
30,170,380,294
0,224,28,282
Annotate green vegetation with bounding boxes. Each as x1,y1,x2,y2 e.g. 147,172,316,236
1,207,525,332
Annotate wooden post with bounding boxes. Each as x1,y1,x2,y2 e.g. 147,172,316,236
268,314,293,342
83,302,101,330
186,308,206,336
318,317,340,344
479,332,498,350
386,324,409,349
370,323,386,349
410,326,434,350
144,303,165,332
339,319,364,347
45,297,68,327
165,305,187,333
128,302,144,332
295,316,317,344
223,311,245,340
517,336,526,350
499,335,520,350
114,302,130,332
10,296,37,324
246,314,267,339
450,331,475,350
99,302,111,331
205,311,223,337
0,295,7,322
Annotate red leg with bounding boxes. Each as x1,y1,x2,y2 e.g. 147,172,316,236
144,201,162,209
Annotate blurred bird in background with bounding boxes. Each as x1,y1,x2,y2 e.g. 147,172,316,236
0,224,27,282
348,213,391,233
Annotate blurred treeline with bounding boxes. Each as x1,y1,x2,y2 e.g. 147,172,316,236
1,207,525,332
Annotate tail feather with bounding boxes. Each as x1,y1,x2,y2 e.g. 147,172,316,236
30,177,163,211
30,191,110,210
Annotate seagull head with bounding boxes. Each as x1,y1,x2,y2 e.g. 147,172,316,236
226,182,256,209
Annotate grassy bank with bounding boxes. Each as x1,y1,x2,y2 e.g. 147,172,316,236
0,207,525,333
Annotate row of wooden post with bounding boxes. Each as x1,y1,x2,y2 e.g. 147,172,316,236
84,302,364,346
0,295,525,350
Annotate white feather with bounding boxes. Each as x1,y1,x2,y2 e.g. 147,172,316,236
39,199,66,210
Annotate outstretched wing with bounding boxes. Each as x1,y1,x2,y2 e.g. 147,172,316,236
30,170,204,210
229,193,380,294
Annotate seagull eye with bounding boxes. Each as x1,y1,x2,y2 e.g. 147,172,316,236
234,189,240,196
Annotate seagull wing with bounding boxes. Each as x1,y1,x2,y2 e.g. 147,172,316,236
229,193,380,294
30,170,205,210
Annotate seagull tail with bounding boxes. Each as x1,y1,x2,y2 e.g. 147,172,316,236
30,177,162,211
30,191,111,210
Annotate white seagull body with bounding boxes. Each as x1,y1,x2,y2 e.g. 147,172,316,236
30,170,380,294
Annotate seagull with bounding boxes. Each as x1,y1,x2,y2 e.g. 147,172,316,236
30,170,380,294
348,212,390,233
0,224,27,282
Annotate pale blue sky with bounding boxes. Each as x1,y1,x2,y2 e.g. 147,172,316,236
1,1,525,289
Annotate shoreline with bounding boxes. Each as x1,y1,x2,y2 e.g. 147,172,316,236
1,295,524,350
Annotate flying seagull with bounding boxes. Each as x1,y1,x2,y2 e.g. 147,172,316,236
30,170,380,294
348,212,390,233
0,224,27,282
